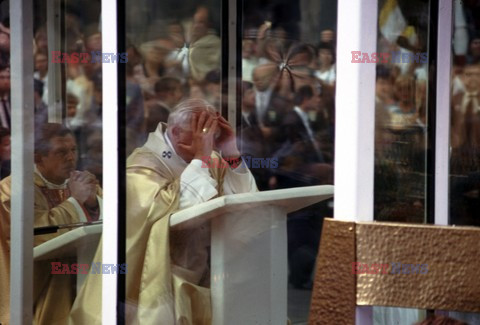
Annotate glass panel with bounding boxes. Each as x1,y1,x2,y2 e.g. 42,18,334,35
372,0,431,320
1,0,105,323
241,1,336,322
374,0,430,223
124,1,222,323
449,0,480,227
448,0,480,320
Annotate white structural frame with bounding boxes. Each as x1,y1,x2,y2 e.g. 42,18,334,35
227,0,238,126
435,0,453,226
46,0,63,123
9,0,35,323
7,0,456,323
335,0,377,223
101,0,119,322
335,0,377,323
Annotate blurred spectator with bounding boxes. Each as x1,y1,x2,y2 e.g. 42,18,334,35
451,63,480,151
0,64,10,130
0,127,10,179
242,37,259,82
34,50,49,104
164,20,189,79
203,69,221,109
145,76,183,133
188,5,221,81
274,84,333,290
275,84,332,188
467,34,480,64
83,24,102,53
388,75,417,129
34,26,48,54
126,59,145,156
252,64,276,124
34,79,47,128
237,81,269,190
320,29,335,44
0,21,9,54
375,65,394,155
66,51,100,129
189,80,207,99
139,37,172,94
65,93,80,128
315,41,335,86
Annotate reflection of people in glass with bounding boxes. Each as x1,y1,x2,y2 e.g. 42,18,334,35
388,75,417,129
70,99,257,324
188,6,221,82
0,123,102,324
450,63,480,226
315,41,336,86
237,81,270,190
0,126,10,179
272,85,333,289
145,76,183,134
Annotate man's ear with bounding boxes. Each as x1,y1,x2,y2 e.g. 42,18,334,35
171,126,180,138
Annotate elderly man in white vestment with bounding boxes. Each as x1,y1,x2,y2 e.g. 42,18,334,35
69,98,257,324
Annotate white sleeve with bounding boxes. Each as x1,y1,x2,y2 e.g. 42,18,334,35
67,197,88,222
179,159,219,209
222,160,258,195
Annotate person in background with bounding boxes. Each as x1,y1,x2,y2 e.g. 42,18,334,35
0,123,102,324
274,85,333,290
315,41,336,87
145,76,183,133
34,49,49,104
0,126,10,179
237,81,269,190
0,64,10,130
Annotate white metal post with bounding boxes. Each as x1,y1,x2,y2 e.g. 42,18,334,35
102,0,119,322
335,0,377,223
335,0,378,323
227,0,238,127
435,0,453,226
10,0,35,323
46,0,63,122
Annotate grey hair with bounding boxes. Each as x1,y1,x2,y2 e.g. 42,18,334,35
167,98,218,131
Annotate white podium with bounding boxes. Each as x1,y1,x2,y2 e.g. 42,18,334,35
33,223,102,291
170,185,334,325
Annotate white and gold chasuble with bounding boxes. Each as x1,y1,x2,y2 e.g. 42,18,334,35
69,123,256,324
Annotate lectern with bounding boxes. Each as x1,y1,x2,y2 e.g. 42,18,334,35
33,223,102,291
170,185,334,325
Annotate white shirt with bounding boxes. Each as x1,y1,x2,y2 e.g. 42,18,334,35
293,106,315,141
255,88,272,123
462,91,480,114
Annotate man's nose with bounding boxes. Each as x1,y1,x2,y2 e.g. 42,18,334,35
66,150,76,161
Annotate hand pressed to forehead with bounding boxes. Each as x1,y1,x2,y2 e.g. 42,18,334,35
176,111,219,161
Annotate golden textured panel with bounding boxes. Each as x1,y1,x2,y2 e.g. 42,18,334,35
356,222,480,312
309,219,356,325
